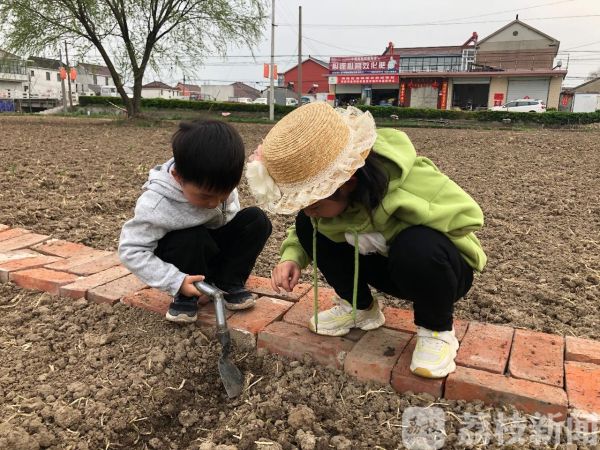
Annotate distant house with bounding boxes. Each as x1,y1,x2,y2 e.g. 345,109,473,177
559,77,600,112
201,82,260,101
141,81,181,99
28,56,65,99
0,49,28,98
281,56,330,96
76,62,115,95
175,82,202,99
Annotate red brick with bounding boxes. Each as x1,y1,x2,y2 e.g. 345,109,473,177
0,233,49,252
0,228,30,241
258,321,355,369
87,273,146,304
10,268,79,295
0,253,62,282
283,287,336,326
282,287,364,342
121,288,172,315
456,322,513,374
0,225,9,232
68,253,121,276
345,328,412,385
32,239,96,258
565,361,600,416
445,366,568,420
383,307,416,333
45,250,111,272
0,249,40,264
246,275,312,302
508,329,564,387
565,336,600,365
197,301,234,332
227,296,294,349
59,265,130,299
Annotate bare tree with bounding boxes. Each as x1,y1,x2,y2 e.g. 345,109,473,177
0,0,266,117
587,67,600,81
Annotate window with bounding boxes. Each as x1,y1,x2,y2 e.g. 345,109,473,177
57,73,61,82
93,75,98,84
505,102,517,108
46,71,50,81
105,76,109,86
30,70,34,77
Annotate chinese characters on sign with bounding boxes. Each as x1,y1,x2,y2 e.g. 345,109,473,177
336,74,400,85
329,55,400,74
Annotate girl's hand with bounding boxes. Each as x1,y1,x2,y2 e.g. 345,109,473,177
271,261,301,293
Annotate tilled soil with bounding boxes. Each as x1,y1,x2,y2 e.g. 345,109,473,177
0,116,598,339
0,283,587,450
0,116,599,449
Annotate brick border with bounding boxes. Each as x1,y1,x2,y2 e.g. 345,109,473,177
0,223,599,422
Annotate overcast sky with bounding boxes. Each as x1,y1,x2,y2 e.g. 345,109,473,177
143,0,600,88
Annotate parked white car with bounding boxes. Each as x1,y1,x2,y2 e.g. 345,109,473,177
236,97,253,104
253,97,268,105
491,98,546,113
286,97,298,106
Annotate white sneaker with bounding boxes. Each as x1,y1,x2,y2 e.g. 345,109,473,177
410,326,459,379
308,297,385,336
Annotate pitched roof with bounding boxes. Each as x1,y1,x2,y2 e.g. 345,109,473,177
0,49,19,59
28,56,61,70
571,77,600,91
77,62,112,77
283,55,330,74
175,82,202,92
142,81,174,89
477,19,558,46
230,81,260,95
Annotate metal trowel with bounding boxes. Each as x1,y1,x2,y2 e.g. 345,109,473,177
193,281,244,398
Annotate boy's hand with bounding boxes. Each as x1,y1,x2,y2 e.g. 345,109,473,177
179,274,206,298
271,261,301,293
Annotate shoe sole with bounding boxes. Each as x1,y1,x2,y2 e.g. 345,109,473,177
165,312,197,323
224,297,256,310
410,340,460,379
308,311,386,336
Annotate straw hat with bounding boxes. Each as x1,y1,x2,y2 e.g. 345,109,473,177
246,103,377,214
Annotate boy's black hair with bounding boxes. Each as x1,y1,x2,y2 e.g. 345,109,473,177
171,120,245,193
350,152,389,214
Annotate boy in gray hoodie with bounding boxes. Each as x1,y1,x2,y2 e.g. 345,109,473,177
119,120,272,323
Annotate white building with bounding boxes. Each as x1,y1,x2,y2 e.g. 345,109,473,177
0,49,28,98
75,62,115,95
27,56,68,99
141,81,181,99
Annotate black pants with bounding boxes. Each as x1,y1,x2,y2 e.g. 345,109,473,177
155,207,272,288
295,211,473,331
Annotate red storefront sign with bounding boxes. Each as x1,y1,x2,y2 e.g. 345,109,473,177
336,74,400,84
330,55,400,74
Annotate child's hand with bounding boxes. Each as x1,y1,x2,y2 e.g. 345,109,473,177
179,274,206,298
271,261,301,293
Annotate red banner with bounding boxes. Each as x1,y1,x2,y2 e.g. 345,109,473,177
336,74,399,85
330,55,400,74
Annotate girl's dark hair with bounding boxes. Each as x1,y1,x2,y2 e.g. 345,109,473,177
349,152,389,214
172,120,245,193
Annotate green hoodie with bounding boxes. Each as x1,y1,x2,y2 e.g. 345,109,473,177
280,128,487,272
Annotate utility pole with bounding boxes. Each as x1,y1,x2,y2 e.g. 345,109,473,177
59,48,67,113
64,41,73,108
297,5,302,105
269,0,275,121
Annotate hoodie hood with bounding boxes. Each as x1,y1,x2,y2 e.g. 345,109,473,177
142,158,187,202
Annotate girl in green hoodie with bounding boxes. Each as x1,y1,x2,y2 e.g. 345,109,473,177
246,103,486,379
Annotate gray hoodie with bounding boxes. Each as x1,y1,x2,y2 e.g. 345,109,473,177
118,158,240,295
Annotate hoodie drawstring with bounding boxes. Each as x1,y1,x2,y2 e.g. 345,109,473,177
311,218,360,330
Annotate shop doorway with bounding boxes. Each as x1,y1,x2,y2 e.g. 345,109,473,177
372,89,399,106
335,93,361,107
452,83,490,110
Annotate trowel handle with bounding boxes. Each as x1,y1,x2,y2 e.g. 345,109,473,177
193,281,228,331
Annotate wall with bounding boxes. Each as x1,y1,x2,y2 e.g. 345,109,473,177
487,76,508,107
141,88,181,99
547,76,564,109
283,60,330,96
29,68,65,98
201,85,234,101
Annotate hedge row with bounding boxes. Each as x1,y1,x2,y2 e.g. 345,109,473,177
78,96,295,114
79,96,600,125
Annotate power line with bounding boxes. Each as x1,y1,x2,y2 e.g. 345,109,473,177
277,14,600,28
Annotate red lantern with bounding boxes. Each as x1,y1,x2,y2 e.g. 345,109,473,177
69,68,77,81
59,67,67,80
432,80,439,89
